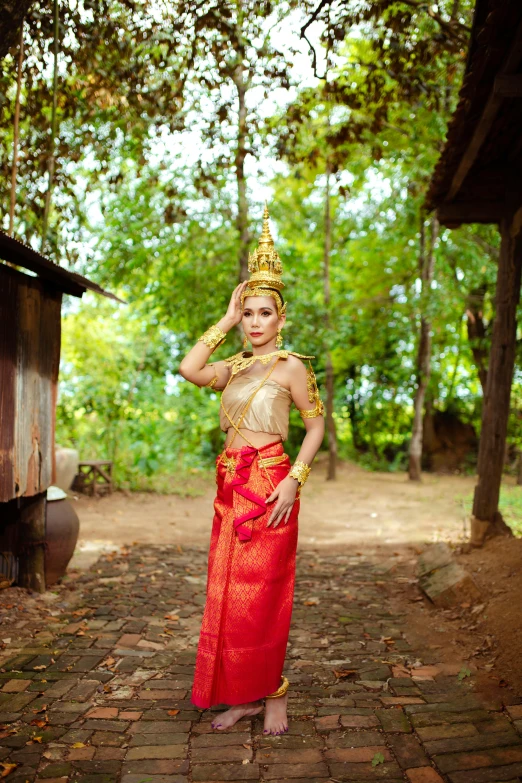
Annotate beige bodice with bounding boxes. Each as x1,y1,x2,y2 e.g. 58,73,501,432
220,374,292,440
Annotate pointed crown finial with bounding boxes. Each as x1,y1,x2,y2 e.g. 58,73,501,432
246,201,284,292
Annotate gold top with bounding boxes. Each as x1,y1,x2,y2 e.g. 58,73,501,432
220,374,292,440
220,350,325,432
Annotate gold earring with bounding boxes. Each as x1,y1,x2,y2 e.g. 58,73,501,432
276,329,283,348
243,334,249,349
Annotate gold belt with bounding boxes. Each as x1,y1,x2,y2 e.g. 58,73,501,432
258,454,287,469
220,452,287,476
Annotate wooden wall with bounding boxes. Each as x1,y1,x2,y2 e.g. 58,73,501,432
0,264,62,503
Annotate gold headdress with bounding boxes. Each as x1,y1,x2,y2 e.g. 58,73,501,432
241,202,286,317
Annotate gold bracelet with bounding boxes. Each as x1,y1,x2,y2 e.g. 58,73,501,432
288,460,311,486
199,324,227,352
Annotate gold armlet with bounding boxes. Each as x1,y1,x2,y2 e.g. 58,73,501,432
199,324,227,352
298,399,325,418
289,460,311,487
204,373,219,389
298,362,324,418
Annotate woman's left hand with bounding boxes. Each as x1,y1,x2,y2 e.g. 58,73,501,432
266,476,299,527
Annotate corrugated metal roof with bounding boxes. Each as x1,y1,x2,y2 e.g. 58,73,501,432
0,231,125,303
426,0,522,215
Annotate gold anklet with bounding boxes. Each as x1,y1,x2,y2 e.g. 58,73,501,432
265,675,289,699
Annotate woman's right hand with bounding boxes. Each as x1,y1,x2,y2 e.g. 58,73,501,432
220,281,249,329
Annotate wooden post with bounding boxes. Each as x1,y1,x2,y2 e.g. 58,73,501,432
18,491,46,592
471,214,522,545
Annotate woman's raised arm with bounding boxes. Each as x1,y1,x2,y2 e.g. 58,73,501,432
178,281,249,389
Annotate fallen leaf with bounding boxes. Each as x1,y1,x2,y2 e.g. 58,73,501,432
30,718,48,728
32,705,47,714
333,669,357,679
167,709,180,716
372,752,385,766
0,762,17,777
72,742,86,748
32,665,46,671
457,667,472,681
164,614,179,621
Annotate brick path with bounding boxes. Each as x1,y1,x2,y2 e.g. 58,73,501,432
0,544,521,783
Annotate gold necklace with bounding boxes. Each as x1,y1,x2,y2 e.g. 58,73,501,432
224,349,290,376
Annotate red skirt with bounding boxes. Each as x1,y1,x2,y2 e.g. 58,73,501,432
191,439,299,708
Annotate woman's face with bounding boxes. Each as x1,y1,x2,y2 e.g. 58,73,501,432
242,295,285,348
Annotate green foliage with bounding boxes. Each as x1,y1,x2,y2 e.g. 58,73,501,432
56,296,223,492
3,1,522,492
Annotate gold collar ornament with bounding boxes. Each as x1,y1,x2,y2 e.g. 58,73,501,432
241,203,286,318
224,349,314,377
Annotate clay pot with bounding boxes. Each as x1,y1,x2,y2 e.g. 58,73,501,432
45,486,80,586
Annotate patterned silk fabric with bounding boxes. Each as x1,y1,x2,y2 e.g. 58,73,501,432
191,440,299,707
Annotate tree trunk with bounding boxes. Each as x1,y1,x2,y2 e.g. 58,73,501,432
0,0,35,59
466,285,488,394
41,0,59,253
408,213,439,480
471,215,522,546
18,492,46,593
9,21,24,236
233,52,250,283
323,162,337,480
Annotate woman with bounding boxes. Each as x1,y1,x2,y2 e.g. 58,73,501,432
179,205,325,735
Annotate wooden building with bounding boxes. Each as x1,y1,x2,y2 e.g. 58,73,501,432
0,231,120,590
426,0,522,545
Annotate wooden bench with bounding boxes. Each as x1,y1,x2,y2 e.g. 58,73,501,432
72,461,113,496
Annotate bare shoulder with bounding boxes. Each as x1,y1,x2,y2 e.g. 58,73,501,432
285,353,308,375
285,351,315,371
283,352,315,389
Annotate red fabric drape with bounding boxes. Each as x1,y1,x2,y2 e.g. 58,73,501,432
191,440,299,708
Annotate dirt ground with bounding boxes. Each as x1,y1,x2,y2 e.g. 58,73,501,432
70,454,473,556
67,454,522,700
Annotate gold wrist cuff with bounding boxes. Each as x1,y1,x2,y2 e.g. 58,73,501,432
288,460,311,486
265,675,289,699
199,324,227,352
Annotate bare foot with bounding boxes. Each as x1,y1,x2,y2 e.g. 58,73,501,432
211,700,263,730
263,692,288,735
